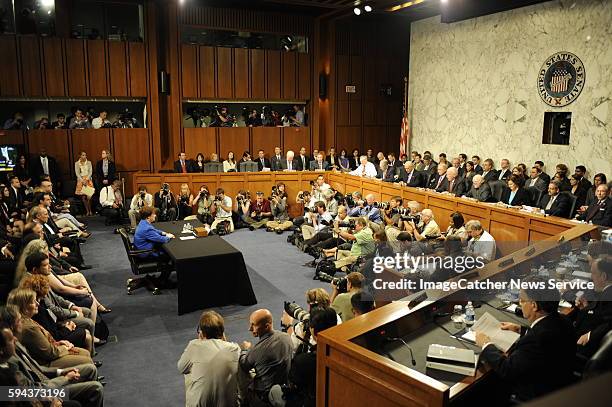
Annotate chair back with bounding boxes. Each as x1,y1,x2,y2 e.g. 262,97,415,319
560,191,578,218
584,331,612,379
204,162,223,173
239,161,259,173
526,186,543,207
489,180,506,202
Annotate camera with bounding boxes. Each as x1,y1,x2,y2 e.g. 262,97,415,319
343,193,355,208
373,201,390,210
284,301,310,323
337,218,356,229
139,191,145,199
269,185,279,200
317,272,348,293
199,189,209,198
161,183,170,196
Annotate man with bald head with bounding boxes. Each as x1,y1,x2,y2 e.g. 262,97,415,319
281,150,297,171
240,309,293,405
399,161,422,187
464,174,492,202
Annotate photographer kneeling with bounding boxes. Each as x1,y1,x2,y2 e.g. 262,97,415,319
267,183,293,233
244,191,272,231
271,306,338,407
322,217,375,272
300,201,333,243
210,188,234,233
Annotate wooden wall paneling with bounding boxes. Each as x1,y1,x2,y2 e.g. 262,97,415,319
128,42,147,97
266,50,281,99
297,52,311,100
218,128,249,159
0,130,24,146
282,52,297,99
181,44,199,98
252,127,281,156
199,46,216,98
250,49,266,99
42,38,65,96
87,40,108,96
19,36,43,96
0,36,20,96
184,127,218,158
336,55,350,101
113,128,150,172
336,101,350,126
362,101,376,126
216,47,234,99
336,126,360,151
65,39,88,96
349,100,362,125
283,127,310,155
70,129,111,170
363,126,386,156
350,55,363,98
108,41,128,96
27,130,70,177
234,48,249,99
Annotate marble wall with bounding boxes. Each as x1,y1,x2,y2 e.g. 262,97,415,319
408,0,611,177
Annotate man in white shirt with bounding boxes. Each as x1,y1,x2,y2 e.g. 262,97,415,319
128,186,153,228
349,156,377,178
91,110,110,129
465,219,496,262
310,175,330,205
99,179,125,225
178,311,241,407
301,201,333,241
211,188,234,233
281,150,297,171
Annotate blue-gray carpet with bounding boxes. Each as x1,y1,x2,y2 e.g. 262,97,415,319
81,218,327,406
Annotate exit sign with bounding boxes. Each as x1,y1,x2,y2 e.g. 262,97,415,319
345,85,356,93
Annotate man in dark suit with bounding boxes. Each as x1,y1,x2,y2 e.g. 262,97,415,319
8,176,25,214
309,152,329,171
256,150,271,171
378,160,396,182
525,166,548,192
297,147,308,171
29,148,60,186
574,256,612,357
464,174,492,202
174,152,194,173
450,157,465,178
427,163,448,190
577,184,612,227
387,152,402,170
399,161,422,187
574,165,592,191
270,147,283,171
94,149,116,190
326,147,339,170
539,182,571,218
496,158,511,181
534,161,551,185
437,167,465,196
420,154,436,175
471,155,484,175
476,277,576,402
280,151,299,171
481,159,498,183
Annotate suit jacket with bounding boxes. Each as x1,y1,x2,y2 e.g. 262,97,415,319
280,159,299,171
420,162,436,174
296,155,308,171
309,160,329,171
539,171,551,185
482,170,498,183
539,193,571,218
349,157,360,170
465,183,492,202
474,164,483,175
427,173,447,190
578,196,612,227
438,177,465,196
8,185,24,212
500,187,531,206
270,155,283,171
479,313,576,401
573,285,612,357
326,155,340,169
174,159,194,173
497,168,511,181
94,159,116,185
400,169,423,187
29,154,60,184
525,176,547,192
387,160,402,170
256,157,271,171
379,166,396,182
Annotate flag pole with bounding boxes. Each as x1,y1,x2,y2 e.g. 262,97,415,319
399,76,409,157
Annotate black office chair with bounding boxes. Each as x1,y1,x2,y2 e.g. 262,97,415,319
60,179,86,215
204,162,223,173
239,161,258,172
118,228,172,295
488,180,506,202
561,191,578,218
525,186,543,207
583,330,612,379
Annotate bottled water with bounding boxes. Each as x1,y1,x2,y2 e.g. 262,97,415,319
465,301,475,328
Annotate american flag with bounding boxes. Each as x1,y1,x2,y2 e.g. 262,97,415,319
550,69,572,93
400,112,409,157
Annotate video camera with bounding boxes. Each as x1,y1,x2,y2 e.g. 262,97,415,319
317,272,348,293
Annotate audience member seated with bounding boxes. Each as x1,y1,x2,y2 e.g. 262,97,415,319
271,147,283,171
576,184,611,227
178,310,241,407
539,181,571,218
223,151,237,173
526,166,548,192
3,112,28,130
239,309,293,406
496,158,511,181
554,164,571,191
475,277,576,402
211,188,234,233
309,152,329,171
464,174,492,202
281,150,298,171
296,147,309,172
174,152,194,174
91,110,111,129
569,174,588,214
128,186,153,228
582,173,607,210
99,179,126,225
438,167,465,196
256,150,271,172
500,175,531,206
481,158,497,183
193,153,206,173
69,109,92,129
326,147,339,171
465,220,496,262
330,272,365,322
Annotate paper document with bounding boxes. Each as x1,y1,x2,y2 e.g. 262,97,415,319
472,312,520,352
572,271,592,279
505,304,518,313
179,236,196,241
461,330,476,342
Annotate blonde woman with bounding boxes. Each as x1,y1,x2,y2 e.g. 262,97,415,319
177,183,194,220
7,288,93,368
75,151,94,216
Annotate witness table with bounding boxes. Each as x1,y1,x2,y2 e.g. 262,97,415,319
156,221,257,315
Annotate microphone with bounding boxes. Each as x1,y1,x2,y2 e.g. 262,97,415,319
386,337,416,366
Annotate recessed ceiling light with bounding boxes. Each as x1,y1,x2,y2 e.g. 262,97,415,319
354,7,361,15
365,5,372,12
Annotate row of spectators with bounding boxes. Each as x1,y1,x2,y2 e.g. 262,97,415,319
3,108,140,130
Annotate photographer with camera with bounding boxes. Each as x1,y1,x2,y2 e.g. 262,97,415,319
301,201,333,242
176,183,194,220
302,206,351,261
270,306,338,407
409,208,440,242
211,106,234,127
128,185,153,228
154,183,177,222
91,110,111,129
310,175,330,204
347,193,382,224
244,191,272,231
330,272,365,322
193,185,214,225
210,188,234,233
3,112,28,130
267,183,293,233
290,190,311,229
322,217,375,272
323,188,338,217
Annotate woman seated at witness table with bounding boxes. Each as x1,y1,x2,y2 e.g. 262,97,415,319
500,175,531,206
193,153,205,172
134,207,175,258
7,288,93,368
569,174,588,214
223,151,237,172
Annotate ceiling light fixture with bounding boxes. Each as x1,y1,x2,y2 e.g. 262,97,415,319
365,5,373,12
41,0,54,8
354,7,361,15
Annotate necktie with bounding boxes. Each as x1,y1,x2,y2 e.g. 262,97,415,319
362,166,366,176
448,180,454,192
181,161,186,173
436,175,444,189
261,158,264,166
586,201,603,222
407,172,412,183
499,170,504,180
288,161,292,170
545,195,556,210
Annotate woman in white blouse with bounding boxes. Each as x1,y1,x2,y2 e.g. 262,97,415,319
74,151,94,216
223,151,237,172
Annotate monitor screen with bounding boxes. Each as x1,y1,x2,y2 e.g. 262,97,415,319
0,145,20,172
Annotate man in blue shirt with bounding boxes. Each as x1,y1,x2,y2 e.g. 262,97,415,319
134,206,175,256
348,193,382,224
